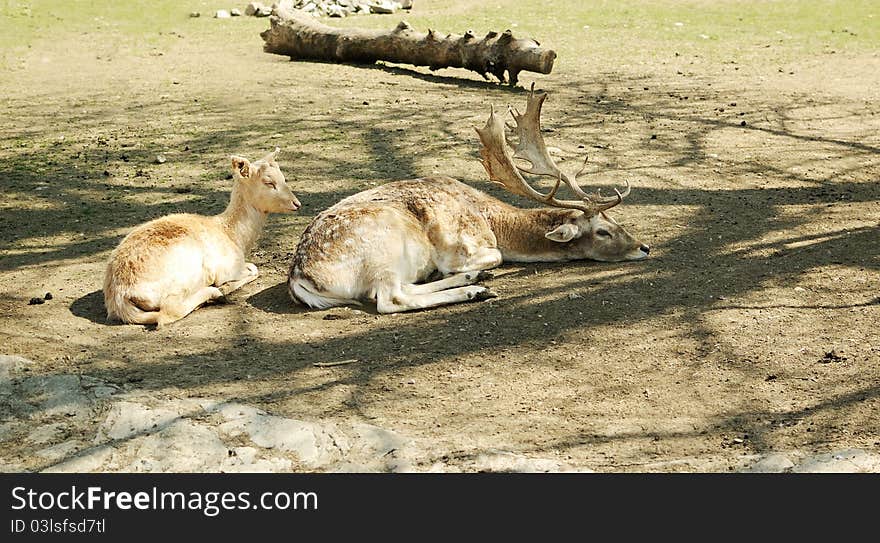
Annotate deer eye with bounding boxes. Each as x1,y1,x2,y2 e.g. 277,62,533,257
263,181,277,189
595,229,611,238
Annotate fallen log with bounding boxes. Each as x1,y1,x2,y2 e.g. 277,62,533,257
260,8,556,85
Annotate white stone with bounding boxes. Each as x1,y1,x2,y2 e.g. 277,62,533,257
96,401,182,442
127,420,229,472
471,450,567,473
35,440,81,461
793,449,880,473
215,10,231,18
369,1,399,14
21,374,92,418
43,445,116,473
26,423,64,445
0,355,31,396
744,453,795,473
246,2,266,16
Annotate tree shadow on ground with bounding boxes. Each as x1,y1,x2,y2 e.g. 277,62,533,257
4,70,879,471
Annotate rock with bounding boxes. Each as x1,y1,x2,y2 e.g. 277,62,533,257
189,11,200,18
793,449,880,473
0,355,32,397
35,440,81,462
222,412,332,466
246,2,268,16
44,292,53,300
214,10,231,18
230,446,258,465
369,1,399,14
273,0,295,14
128,420,229,472
28,297,44,305
21,375,92,419
471,450,572,473
156,154,166,164
96,401,183,442
230,8,242,16
42,445,115,473
327,4,345,16
351,423,407,457
91,386,118,399
26,423,65,445
745,453,795,473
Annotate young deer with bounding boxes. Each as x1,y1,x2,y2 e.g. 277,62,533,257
104,148,300,326
288,87,649,314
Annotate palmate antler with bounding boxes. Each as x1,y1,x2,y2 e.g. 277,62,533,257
475,83,630,214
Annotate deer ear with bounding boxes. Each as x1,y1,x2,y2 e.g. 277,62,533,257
259,147,280,164
231,155,251,178
545,223,579,243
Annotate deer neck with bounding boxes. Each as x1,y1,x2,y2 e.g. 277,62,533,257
486,205,581,262
218,183,267,253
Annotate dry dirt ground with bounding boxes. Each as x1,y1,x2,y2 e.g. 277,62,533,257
1,1,879,472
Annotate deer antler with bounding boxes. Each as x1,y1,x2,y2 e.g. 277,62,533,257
475,83,630,213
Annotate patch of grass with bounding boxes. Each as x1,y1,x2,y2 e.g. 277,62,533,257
0,0,264,66
334,0,879,62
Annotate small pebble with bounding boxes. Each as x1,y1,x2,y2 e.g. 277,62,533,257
156,154,166,164
44,292,53,300
28,297,45,305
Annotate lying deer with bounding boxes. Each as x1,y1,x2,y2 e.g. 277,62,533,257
288,87,649,313
104,148,300,326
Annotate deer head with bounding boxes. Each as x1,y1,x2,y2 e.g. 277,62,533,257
475,85,649,261
231,147,301,214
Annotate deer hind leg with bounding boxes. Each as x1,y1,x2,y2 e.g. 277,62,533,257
404,270,494,295
157,286,225,327
376,284,496,314
219,262,259,296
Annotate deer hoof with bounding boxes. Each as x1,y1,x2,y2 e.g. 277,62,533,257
210,291,231,305
475,270,495,282
472,288,498,301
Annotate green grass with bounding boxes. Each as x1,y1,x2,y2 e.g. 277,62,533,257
333,0,880,62
3,0,876,67
0,0,263,64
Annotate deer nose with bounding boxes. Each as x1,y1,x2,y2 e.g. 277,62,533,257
640,244,650,254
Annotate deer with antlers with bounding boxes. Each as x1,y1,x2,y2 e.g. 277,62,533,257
288,86,649,313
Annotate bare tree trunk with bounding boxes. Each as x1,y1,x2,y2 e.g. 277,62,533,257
260,9,556,86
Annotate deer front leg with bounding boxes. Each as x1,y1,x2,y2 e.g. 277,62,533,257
442,247,503,276
377,285,496,314
404,270,494,295
218,262,259,296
